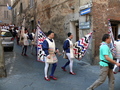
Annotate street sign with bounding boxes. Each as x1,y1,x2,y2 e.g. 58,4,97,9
79,21,91,29
79,3,92,10
80,8,91,15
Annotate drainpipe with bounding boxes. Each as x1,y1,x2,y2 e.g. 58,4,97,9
0,27,7,77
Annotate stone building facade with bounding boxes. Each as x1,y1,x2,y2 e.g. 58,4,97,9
0,0,12,24
92,0,120,64
11,0,120,64
11,0,36,30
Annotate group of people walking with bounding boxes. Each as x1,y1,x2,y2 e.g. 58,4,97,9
19,28,120,90
19,28,36,56
42,31,76,81
41,30,120,90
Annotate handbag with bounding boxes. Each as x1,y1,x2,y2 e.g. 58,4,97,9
108,63,114,69
63,51,68,59
101,60,114,69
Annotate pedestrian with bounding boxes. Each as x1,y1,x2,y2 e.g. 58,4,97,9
29,29,35,55
21,29,29,56
42,30,59,81
113,34,120,74
17,30,21,45
87,34,120,90
61,32,76,75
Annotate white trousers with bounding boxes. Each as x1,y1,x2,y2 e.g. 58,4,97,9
66,53,74,72
113,58,120,72
44,61,50,78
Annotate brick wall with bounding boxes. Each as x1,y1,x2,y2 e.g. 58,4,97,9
92,0,120,64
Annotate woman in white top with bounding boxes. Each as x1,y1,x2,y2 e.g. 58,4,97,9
21,29,29,56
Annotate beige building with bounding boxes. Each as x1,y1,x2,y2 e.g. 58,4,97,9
11,0,36,30
11,0,94,64
0,0,12,24
35,0,93,63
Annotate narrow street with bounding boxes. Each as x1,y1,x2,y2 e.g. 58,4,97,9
0,40,120,90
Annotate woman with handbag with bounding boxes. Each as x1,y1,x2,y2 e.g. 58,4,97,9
42,30,59,81
61,32,76,75
21,29,29,56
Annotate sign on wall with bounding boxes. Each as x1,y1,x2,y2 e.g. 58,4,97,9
79,3,92,10
80,8,91,15
79,21,91,29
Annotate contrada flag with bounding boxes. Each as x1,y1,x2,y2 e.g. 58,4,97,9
36,22,46,62
74,32,93,60
108,20,115,50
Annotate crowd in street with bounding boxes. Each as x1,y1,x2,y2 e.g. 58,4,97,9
0,24,37,55
1,23,120,90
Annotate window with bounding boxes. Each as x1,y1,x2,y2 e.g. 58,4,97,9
20,3,23,14
4,11,9,19
111,21,119,40
30,0,34,8
1,31,12,37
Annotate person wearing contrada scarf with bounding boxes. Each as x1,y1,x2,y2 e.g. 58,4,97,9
87,34,120,90
61,32,76,75
42,30,59,81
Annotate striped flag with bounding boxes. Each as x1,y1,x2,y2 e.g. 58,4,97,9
108,20,116,55
74,32,93,60
7,3,12,10
19,18,25,45
35,21,46,62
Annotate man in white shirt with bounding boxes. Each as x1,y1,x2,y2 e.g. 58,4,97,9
113,34,120,74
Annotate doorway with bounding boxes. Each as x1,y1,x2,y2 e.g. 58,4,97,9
111,23,118,40
31,20,35,31
70,21,79,43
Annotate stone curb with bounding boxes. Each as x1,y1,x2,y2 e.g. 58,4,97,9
0,42,7,77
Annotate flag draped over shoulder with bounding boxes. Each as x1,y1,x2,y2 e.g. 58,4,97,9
35,21,46,62
108,20,115,49
73,32,93,60
21,18,25,37
19,18,25,45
